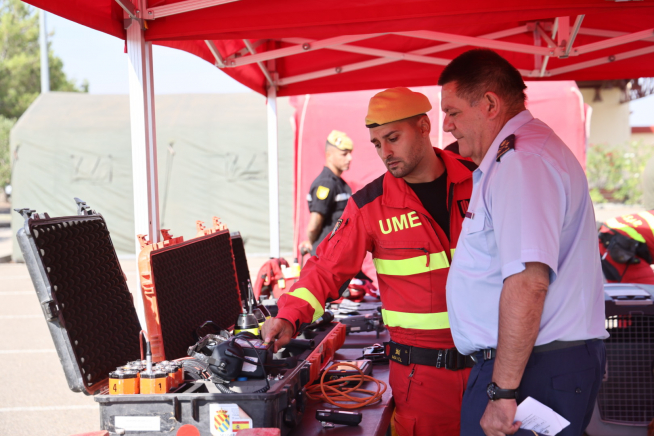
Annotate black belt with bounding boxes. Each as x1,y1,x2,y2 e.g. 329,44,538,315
476,339,600,362
384,341,475,370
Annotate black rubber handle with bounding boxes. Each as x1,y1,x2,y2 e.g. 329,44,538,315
287,338,315,350
315,409,362,426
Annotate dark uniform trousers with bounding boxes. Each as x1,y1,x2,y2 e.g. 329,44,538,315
461,340,606,436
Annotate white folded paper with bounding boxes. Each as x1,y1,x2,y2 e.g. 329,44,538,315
514,397,570,435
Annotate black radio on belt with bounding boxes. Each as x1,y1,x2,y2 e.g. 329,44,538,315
384,341,474,370
386,341,411,365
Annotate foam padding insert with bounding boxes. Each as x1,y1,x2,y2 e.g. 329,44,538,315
29,216,141,390
150,231,242,360
230,233,250,300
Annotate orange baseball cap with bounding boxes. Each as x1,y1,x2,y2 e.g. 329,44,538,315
365,87,432,128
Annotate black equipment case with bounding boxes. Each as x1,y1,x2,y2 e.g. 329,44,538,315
586,283,654,436
15,199,309,436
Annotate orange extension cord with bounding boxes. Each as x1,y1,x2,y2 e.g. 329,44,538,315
306,362,387,409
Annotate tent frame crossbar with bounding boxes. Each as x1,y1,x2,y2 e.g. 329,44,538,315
116,0,241,20
224,34,387,67
205,40,226,67
277,26,528,86
211,18,654,85
243,39,276,86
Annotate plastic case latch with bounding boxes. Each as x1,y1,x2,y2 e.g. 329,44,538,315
41,300,60,321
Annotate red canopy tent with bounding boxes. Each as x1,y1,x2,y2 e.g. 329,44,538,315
23,0,654,95
20,0,654,319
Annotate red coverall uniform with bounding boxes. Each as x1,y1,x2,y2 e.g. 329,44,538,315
277,148,474,436
599,210,654,284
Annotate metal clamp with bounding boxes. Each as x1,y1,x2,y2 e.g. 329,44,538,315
435,349,444,369
41,300,60,321
14,208,36,234
74,197,95,216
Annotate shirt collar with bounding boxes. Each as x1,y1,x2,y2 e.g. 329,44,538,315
382,147,474,209
321,166,340,181
477,110,534,175
435,147,473,185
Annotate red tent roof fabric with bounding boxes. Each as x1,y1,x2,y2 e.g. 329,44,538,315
25,0,654,95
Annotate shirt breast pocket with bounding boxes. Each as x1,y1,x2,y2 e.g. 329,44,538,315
457,211,492,271
374,240,433,299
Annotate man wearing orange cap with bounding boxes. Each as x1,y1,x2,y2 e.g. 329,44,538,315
263,87,476,435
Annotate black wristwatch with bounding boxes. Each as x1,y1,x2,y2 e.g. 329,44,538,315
486,382,518,401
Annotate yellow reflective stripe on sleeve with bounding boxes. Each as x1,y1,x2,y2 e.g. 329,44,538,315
637,211,654,241
382,309,450,330
287,287,324,322
373,251,449,276
606,218,646,243
450,248,456,258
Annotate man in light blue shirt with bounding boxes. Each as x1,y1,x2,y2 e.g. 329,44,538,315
439,49,608,436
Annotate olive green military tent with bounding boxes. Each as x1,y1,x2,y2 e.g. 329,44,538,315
10,92,295,261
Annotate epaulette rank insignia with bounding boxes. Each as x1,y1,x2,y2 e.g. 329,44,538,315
496,134,515,162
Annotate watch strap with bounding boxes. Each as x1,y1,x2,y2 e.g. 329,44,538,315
487,382,518,400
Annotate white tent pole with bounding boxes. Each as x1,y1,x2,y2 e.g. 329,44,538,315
437,90,443,149
126,10,160,328
39,9,49,93
267,82,280,258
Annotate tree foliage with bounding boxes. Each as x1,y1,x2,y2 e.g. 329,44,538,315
0,0,87,188
0,0,86,119
587,141,654,205
0,115,13,188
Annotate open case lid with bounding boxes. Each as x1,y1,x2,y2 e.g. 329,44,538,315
146,229,244,361
230,231,251,304
14,199,141,395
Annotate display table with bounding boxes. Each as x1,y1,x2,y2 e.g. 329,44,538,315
340,329,390,349
291,348,393,436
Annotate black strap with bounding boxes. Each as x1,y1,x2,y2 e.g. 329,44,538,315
384,341,474,370
601,257,623,282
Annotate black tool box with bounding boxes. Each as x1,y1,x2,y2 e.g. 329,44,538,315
15,199,317,436
586,283,654,436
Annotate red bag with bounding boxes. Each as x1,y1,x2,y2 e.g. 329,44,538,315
253,258,290,299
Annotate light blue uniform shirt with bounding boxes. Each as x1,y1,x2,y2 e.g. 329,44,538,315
446,110,608,356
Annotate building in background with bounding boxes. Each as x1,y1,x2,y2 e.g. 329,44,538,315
632,126,654,146
578,79,654,147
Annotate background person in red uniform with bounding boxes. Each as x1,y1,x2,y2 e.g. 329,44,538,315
262,87,476,436
598,210,654,284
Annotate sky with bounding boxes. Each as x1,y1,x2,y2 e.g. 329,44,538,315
46,12,654,127
46,12,251,95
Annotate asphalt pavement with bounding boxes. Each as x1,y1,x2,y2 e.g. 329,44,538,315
0,261,101,436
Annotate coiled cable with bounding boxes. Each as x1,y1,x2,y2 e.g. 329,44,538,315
306,361,387,409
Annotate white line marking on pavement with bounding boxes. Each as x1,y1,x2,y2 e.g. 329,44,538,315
0,405,98,413
0,315,40,319
0,349,56,354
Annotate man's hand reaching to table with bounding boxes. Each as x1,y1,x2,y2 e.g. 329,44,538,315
262,317,295,352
